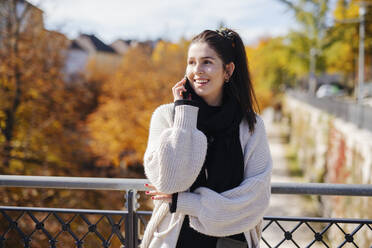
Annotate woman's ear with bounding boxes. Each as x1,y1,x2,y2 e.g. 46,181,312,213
225,62,235,80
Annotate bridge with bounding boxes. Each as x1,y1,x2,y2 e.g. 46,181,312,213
1,175,371,247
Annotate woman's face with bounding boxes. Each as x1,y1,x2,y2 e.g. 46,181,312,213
186,42,232,106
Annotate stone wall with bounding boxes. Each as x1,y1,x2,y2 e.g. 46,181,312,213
284,95,372,246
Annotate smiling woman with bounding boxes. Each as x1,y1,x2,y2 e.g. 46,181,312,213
141,28,272,248
186,42,234,106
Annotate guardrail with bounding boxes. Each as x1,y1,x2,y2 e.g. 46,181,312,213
1,175,372,247
288,90,372,132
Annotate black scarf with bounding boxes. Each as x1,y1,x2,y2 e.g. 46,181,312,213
185,82,245,193
174,82,247,247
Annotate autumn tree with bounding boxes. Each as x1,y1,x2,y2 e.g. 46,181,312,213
277,0,372,90
87,40,189,167
324,0,372,87
278,0,331,92
246,37,295,109
0,0,93,174
0,0,68,169
0,3,132,245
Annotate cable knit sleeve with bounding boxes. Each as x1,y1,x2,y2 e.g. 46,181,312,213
143,103,208,194
175,116,272,236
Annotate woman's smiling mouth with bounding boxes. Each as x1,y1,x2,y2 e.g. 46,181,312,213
194,79,209,86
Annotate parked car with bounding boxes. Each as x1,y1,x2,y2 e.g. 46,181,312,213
316,83,346,98
361,82,372,108
362,82,372,98
363,98,372,108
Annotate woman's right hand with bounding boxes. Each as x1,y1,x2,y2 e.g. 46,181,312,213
145,184,172,203
172,77,187,102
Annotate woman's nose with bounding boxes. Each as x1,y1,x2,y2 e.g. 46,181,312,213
194,63,204,75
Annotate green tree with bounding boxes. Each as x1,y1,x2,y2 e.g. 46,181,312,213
278,0,331,91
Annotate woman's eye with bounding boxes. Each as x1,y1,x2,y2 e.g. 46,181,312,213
204,60,212,64
188,61,195,65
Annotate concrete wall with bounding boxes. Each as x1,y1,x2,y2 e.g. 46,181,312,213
284,95,372,246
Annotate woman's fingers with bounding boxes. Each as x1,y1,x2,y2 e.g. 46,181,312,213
145,190,169,196
145,190,158,196
144,184,156,190
172,78,186,91
144,184,172,202
172,77,187,101
151,194,172,202
144,184,169,196
173,77,186,87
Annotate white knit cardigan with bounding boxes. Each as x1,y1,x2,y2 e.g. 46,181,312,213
141,103,272,248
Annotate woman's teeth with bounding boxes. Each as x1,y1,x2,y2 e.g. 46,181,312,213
195,79,209,84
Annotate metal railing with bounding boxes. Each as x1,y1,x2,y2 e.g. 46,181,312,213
288,90,372,132
1,175,372,247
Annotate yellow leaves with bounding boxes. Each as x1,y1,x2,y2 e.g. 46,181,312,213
325,42,354,73
326,0,368,78
247,36,293,109
151,40,188,72
255,89,274,111
28,88,39,99
0,76,12,90
151,40,167,63
334,0,359,21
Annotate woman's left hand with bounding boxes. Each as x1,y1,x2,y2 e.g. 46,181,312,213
145,184,172,203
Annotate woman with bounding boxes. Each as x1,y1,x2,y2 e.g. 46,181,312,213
141,28,272,248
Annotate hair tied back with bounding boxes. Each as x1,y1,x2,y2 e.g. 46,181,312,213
216,28,235,47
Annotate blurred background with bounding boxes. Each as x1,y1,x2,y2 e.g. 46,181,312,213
1,0,372,246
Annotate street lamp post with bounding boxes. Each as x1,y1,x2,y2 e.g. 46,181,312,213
357,2,366,104
309,47,317,95
333,2,368,103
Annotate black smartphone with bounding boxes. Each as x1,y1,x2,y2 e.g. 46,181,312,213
182,77,192,100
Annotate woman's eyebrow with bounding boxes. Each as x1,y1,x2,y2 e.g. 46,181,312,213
188,56,216,60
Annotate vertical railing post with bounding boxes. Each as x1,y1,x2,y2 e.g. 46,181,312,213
133,189,139,248
125,189,140,248
125,190,134,248
134,207,139,248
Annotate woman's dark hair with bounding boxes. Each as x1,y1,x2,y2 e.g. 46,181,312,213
190,28,259,132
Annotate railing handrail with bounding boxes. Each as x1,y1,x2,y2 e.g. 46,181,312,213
271,182,372,196
0,205,128,215
0,175,148,191
1,175,372,196
287,90,372,131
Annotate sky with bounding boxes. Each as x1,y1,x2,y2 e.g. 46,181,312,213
27,0,335,45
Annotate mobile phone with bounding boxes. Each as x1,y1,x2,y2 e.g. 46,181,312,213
182,77,192,100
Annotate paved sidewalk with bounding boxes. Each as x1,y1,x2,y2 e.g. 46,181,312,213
260,110,321,247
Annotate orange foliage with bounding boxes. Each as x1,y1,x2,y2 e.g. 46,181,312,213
246,37,291,110
0,1,106,174
87,41,189,167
